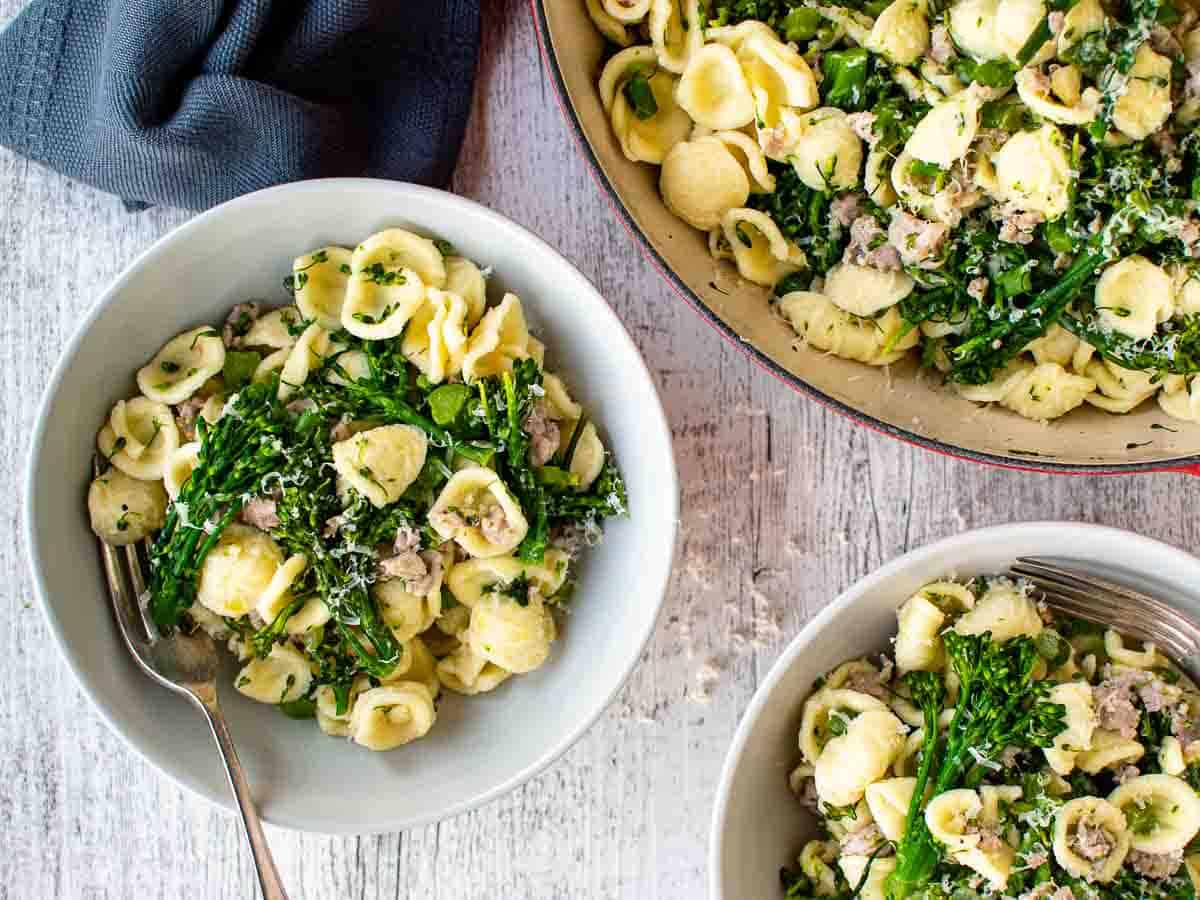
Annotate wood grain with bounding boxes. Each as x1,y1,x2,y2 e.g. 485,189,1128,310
1,1,1198,897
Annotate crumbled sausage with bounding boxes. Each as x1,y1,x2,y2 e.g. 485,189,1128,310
929,25,957,64
239,497,279,531
888,211,948,267
846,112,880,146
831,193,864,228
522,401,561,466
1129,849,1184,880
223,302,260,348
844,215,903,271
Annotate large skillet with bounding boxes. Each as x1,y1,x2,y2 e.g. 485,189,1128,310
532,1,1200,475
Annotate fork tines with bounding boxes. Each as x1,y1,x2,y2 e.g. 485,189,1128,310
1011,557,1200,661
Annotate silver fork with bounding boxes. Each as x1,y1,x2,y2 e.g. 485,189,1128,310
97,466,289,900
1010,556,1200,682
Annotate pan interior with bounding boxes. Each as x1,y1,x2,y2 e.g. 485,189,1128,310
538,3,1200,470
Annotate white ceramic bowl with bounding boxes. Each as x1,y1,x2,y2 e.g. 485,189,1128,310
24,179,678,834
709,522,1200,898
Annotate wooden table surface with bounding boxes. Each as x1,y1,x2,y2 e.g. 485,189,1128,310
2,2,1198,898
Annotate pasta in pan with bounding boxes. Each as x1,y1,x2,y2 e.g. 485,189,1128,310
781,574,1200,898
86,229,628,752
587,0,1200,428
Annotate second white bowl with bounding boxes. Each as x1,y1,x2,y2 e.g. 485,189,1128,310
709,522,1200,899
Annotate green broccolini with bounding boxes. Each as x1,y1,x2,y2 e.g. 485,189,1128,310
886,633,1067,900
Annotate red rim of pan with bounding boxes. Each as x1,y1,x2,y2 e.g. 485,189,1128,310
528,0,1200,477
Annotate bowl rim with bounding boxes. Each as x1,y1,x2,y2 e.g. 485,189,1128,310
528,0,1200,477
706,521,1200,897
22,177,680,834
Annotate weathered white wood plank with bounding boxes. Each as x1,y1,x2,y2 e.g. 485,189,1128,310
1,0,1199,898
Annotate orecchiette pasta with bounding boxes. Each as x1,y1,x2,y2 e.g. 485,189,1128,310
677,43,756,130
401,288,470,384
814,708,905,806
235,642,312,705
293,246,353,330
428,467,530,558
461,293,535,381
466,593,558,674
721,208,806,286
648,0,703,72
660,137,751,231
1109,774,1200,854
97,397,181,481
779,292,919,366
1053,796,1131,882
87,468,168,545
331,424,428,508
348,683,437,751
136,328,226,406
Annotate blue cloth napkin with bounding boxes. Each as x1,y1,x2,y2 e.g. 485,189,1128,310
0,0,481,210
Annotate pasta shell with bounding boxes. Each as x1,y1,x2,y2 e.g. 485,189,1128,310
315,676,370,737
720,208,806,287
437,644,511,695
87,468,167,545
778,292,919,366
895,592,947,673
949,0,1046,62
866,0,930,64
331,424,429,508
737,32,819,129
788,108,862,192
586,0,632,46
98,398,180,481
677,43,756,130
461,293,534,381
814,708,905,806
1094,255,1174,341
285,597,331,636
925,789,984,852
255,553,308,623
612,68,694,164
568,422,606,490
904,86,984,169
235,642,312,705
163,441,201,499
444,255,488,326
865,777,917,842
648,0,703,73
349,683,437,751
136,327,226,405
598,45,659,112
466,592,557,674
429,467,529,558
602,0,650,23
1112,44,1172,140
824,263,915,317
402,289,470,384
294,246,353,330
1076,729,1146,774
1053,796,1131,882
988,124,1073,220
660,137,750,231
838,855,896,900
374,575,444,644
196,524,284,618
278,322,339,401
341,230,438,340
446,550,570,608
1109,774,1200,854
798,687,890,764
241,305,302,350
1043,682,1098,775
954,581,1043,642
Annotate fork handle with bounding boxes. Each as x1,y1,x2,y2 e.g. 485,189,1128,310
200,700,290,900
